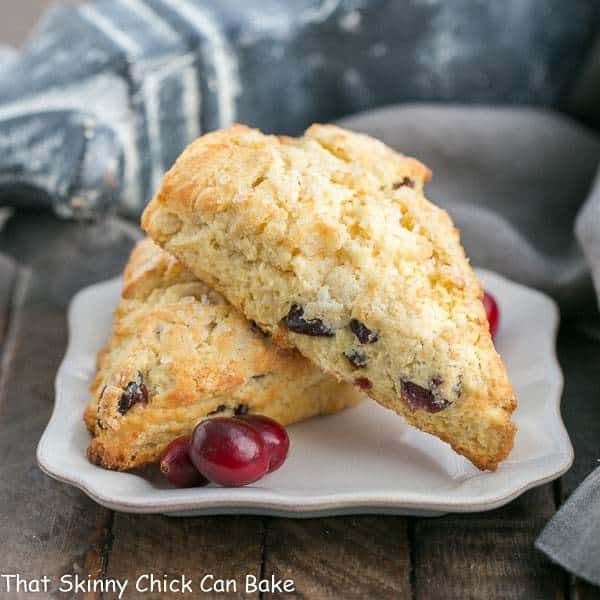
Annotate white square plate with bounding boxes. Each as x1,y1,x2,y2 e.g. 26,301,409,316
37,270,573,516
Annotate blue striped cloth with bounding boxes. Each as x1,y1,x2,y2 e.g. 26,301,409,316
0,0,597,217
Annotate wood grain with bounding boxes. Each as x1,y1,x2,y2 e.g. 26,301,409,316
262,516,412,599
0,264,114,598
0,253,16,349
556,324,600,497
412,486,568,600
556,324,600,599
572,578,600,600
0,214,136,598
106,515,264,599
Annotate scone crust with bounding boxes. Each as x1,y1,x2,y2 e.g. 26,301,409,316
87,239,361,470
142,124,516,470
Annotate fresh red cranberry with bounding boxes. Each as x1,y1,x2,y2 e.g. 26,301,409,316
159,436,207,488
483,291,500,339
237,415,289,472
190,418,269,486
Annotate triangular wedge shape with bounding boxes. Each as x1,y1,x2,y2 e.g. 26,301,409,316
142,124,517,470
86,238,361,470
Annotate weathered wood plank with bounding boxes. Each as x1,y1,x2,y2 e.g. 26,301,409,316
413,486,567,600
0,253,16,349
556,324,600,497
555,325,600,599
0,213,136,598
571,578,600,600
0,214,140,306
0,213,264,600
106,514,264,600
262,516,412,599
0,266,114,599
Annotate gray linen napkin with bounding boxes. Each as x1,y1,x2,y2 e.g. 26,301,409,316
535,468,600,586
339,104,600,583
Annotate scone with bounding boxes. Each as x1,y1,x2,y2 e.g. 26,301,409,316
142,124,517,470
86,238,361,470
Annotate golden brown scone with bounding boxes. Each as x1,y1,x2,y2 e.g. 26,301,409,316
142,124,517,470
86,239,361,470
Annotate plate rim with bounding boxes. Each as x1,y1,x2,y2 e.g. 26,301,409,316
37,269,574,517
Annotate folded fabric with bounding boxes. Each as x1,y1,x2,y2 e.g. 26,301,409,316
0,1,597,218
535,466,600,586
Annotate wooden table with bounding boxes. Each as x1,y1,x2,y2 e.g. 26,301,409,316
0,212,598,599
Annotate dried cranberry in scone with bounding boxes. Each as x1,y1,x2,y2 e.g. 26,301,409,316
344,349,368,368
282,304,334,337
392,177,415,189
234,404,249,416
349,319,378,344
354,377,373,390
400,379,451,413
117,372,148,415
